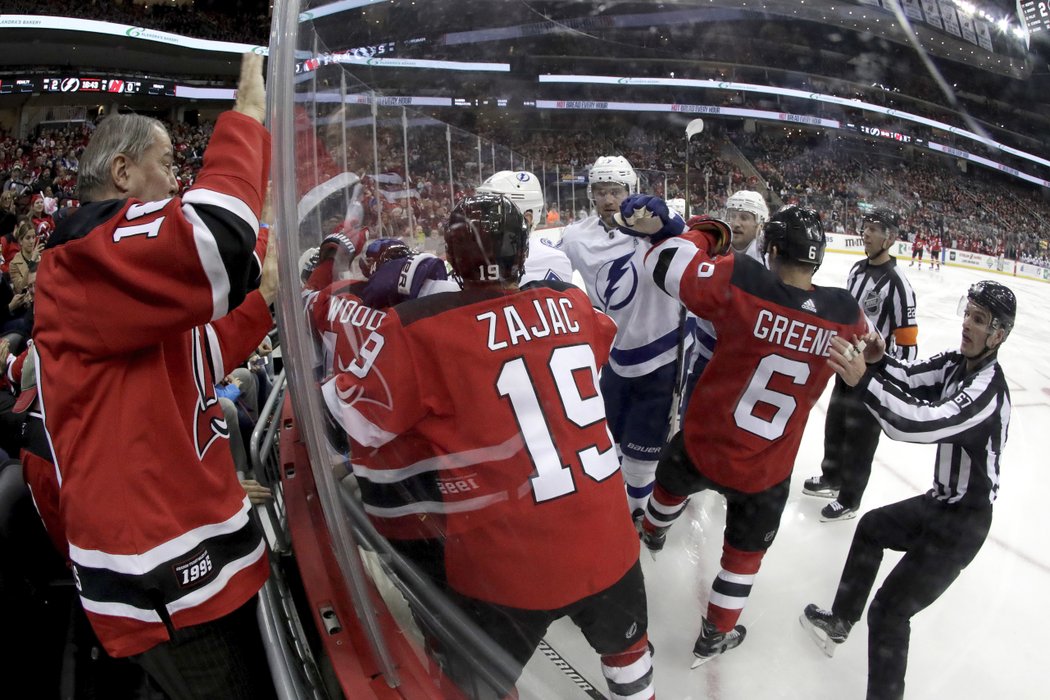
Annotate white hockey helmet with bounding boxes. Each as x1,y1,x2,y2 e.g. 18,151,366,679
725,190,769,226
667,198,687,218
587,156,638,202
477,171,544,221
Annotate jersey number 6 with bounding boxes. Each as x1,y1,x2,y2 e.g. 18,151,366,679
733,353,810,440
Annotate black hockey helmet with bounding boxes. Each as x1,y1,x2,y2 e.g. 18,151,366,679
358,237,411,279
862,207,900,235
444,193,529,284
966,280,1017,335
761,205,825,268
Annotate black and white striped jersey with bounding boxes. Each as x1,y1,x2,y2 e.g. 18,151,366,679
858,352,1010,507
847,257,918,360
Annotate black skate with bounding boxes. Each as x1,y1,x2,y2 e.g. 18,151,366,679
639,525,667,556
691,618,746,668
802,476,840,498
799,604,851,658
820,500,857,522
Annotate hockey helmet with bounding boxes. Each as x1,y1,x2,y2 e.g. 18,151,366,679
667,198,687,218
725,190,769,226
862,207,900,235
444,193,529,284
357,237,412,279
762,205,826,269
587,156,638,202
964,280,1017,335
477,171,544,224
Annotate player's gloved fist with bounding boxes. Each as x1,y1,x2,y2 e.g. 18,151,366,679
614,194,686,243
396,253,448,299
685,215,733,256
360,253,447,308
318,225,368,264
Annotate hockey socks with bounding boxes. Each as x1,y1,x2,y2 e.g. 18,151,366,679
706,544,765,632
601,636,655,700
642,482,688,532
621,456,658,514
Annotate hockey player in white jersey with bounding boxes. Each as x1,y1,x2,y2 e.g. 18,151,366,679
477,170,573,285
559,156,690,516
681,190,771,418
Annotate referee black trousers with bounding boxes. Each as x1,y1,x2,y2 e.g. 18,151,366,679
820,377,882,509
830,495,992,700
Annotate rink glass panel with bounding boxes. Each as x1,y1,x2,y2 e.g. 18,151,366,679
270,1,1047,697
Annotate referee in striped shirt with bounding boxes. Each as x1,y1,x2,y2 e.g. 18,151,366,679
800,280,1014,700
804,208,918,521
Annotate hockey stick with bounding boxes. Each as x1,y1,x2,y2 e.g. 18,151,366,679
537,639,607,700
665,304,689,439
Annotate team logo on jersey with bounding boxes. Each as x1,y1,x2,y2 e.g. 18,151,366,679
596,252,638,311
190,328,230,460
863,289,882,315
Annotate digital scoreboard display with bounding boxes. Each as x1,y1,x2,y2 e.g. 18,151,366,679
39,76,174,96
1019,1,1050,33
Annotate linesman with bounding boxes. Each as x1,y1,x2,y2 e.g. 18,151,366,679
801,280,1014,700
804,208,918,521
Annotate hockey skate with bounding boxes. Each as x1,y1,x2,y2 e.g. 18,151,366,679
639,525,667,556
820,500,857,522
799,604,851,658
802,476,839,498
690,618,746,668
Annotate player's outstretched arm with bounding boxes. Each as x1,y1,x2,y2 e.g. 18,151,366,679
614,194,685,242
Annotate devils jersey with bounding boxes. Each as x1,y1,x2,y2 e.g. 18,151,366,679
645,233,868,492
323,283,639,609
559,216,689,377
33,111,271,657
304,259,449,541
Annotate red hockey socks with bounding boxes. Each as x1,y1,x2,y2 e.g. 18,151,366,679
707,544,765,632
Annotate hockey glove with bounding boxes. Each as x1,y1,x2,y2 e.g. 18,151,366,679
614,194,686,243
685,215,732,257
360,253,448,309
318,225,367,264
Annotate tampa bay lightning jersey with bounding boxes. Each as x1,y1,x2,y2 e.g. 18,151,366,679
521,235,574,286
559,215,689,378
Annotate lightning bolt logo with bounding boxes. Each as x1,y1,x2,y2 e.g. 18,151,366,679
597,253,638,311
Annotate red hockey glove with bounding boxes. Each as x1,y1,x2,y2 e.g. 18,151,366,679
685,215,732,257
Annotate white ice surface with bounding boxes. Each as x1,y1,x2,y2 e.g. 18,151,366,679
522,250,1050,700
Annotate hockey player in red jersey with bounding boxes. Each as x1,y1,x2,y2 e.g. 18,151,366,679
618,196,869,667
32,54,276,699
323,193,654,699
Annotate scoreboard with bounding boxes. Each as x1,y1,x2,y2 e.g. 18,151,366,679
39,76,175,96
1019,1,1050,34
0,75,176,96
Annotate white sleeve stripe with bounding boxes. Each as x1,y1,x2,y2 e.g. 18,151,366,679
352,434,523,483
183,204,232,321
321,379,398,448
647,238,695,299
182,188,260,233
202,323,225,383
363,492,509,517
69,497,252,573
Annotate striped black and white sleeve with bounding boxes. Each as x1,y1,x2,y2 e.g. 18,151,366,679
181,189,260,321
858,361,1000,445
890,273,918,361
